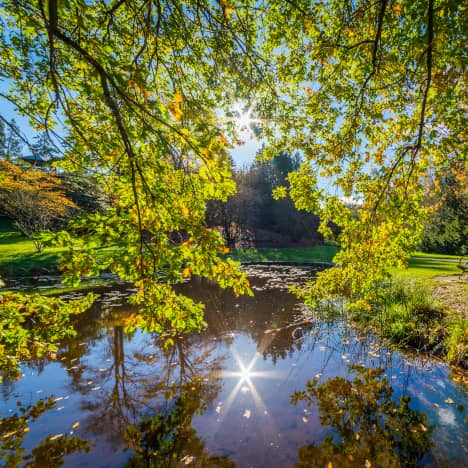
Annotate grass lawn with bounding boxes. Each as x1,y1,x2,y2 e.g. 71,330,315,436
230,245,463,280
391,257,461,280
0,219,63,276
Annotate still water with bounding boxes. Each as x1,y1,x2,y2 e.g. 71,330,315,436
1,265,467,467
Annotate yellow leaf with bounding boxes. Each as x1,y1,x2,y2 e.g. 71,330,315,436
182,267,191,278
445,398,454,404
173,93,183,103
168,103,183,120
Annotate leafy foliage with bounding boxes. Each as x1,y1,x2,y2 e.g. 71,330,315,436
0,0,465,318
1,0,254,336
259,0,466,305
292,365,433,467
0,291,95,378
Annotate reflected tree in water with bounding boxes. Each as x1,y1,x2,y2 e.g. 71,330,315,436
0,397,90,467
61,317,226,450
124,379,235,468
291,366,433,467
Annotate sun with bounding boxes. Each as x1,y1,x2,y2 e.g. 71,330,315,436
224,100,262,137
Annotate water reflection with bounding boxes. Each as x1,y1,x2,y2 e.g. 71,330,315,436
0,397,90,466
292,365,433,467
124,380,236,467
1,266,467,467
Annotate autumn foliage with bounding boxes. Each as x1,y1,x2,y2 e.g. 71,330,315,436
0,160,77,251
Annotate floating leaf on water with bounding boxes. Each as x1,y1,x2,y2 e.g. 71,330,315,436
181,455,194,465
57,406,65,411
243,409,251,418
445,398,454,404
54,397,63,402
50,434,63,440
72,422,80,429
215,405,221,414
365,460,372,468
302,417,308,423
91,386,101,391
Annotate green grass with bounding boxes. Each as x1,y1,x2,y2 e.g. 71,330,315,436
391,257,460,280
411,251,462,260
353,277,467,368
0,219,62,276
229,245,339,263
229,244,461,280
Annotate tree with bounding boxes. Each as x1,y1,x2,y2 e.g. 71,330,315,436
0,160,78,251
0,0,465,334
31,131,60,164
420,159,468,255
0,119,23,160
260,0,466,307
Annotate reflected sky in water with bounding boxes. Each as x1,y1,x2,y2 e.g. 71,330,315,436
1,265,467,467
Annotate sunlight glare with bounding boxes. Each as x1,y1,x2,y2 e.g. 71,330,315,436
228,100,262,137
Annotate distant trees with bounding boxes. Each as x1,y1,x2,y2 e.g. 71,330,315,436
206,152,323,247
0,119,23,161
420,161,468,255
30,132,60,164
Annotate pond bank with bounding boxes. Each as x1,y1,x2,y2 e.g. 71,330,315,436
348,277,468,371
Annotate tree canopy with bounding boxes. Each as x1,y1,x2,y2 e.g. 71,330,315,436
0,0,466,320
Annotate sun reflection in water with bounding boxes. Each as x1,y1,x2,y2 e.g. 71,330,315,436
219,348,279,423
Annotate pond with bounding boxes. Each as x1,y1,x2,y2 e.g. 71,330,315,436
1,265,467,467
